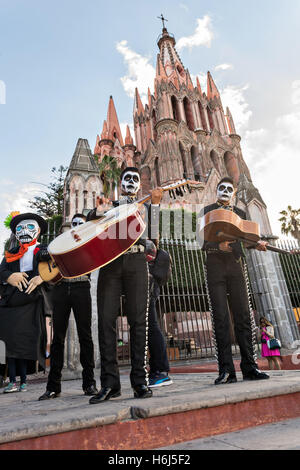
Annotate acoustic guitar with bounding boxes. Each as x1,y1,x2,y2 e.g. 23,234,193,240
38,260,62,284
199,208,290,255
48,179,202,278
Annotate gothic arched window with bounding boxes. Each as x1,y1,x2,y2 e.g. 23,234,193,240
152,110,157,140
224,151,240,184
210,150,220,175
183,97,195,131
155,158,161,187
171,96,179,122
198,102,208,132
207,106,214,131
191,146,201,180
179,142,187,178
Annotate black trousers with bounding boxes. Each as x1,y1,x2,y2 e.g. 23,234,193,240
206,253,257,375
47,282,95,393
97,253,149,389
148,281,169,375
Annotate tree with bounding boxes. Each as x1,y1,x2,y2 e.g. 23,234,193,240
279,206,300,241
28,166,68,218
94,154,121,199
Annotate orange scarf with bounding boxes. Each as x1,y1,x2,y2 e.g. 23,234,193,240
5,239,37,263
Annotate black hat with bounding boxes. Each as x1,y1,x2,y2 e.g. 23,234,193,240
10,213,48,235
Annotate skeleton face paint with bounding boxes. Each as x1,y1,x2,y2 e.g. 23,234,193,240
217,182,234,204
15,219,40,244
121,170,140,195
71,217,85,228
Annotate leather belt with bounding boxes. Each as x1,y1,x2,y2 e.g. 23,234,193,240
124,245,145,254
62,276,90,283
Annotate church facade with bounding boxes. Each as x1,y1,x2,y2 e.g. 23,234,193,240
63,24,272,236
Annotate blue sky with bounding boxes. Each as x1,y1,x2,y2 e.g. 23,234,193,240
0,0,300,249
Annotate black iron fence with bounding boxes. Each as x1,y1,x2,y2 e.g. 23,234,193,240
277,239,300,331
42,223,300,364
117,238,258,363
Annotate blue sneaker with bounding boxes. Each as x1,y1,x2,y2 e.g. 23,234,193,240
3,382,18,393
148,373,173,388
19,383,27,392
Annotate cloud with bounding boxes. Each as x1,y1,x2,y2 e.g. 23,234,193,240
116,40,156,104
291,80,300,105
179,3,189,12
216,79,299,236
215,63,234,71
239,85,300,236
221,84,252,132
176,15,214,51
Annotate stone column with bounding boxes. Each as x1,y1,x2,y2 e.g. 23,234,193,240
246,250,300,348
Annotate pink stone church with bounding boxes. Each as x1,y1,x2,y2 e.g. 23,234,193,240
63,24,272,236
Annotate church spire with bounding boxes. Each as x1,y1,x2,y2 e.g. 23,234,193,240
106,95,124,146
207,71,220,101
156,20,185,78
134,87,144,114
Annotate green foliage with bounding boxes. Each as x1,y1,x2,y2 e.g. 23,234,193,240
94,154,121,198
28,166,68,218
279,206,300,241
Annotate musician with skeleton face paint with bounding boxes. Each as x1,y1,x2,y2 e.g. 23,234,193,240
87,167,163,403
39,213,98,401
200,177,269,385
0,212,49,393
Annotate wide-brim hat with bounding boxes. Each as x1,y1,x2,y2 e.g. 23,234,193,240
10,213,48,235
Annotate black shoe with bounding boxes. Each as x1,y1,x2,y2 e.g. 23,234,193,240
83,384,98,396
243,369,270,381
38,390,60,401
133,384,153,399
214,372,237,385
89,387,121,404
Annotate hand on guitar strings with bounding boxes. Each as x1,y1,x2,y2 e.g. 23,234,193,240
7,272,29,292
255,240,268,252
96,196,112,216
218,241,233,252
150,187,163,205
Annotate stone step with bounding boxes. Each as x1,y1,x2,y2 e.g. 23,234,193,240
1,370,300,450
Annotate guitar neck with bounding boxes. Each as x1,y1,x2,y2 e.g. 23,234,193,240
217,231,291,255
136,179,197,206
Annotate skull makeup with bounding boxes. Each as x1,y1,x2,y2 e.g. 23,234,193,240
121,170,140,195
217,182,235,204
71,217,85,228
15,219,40,244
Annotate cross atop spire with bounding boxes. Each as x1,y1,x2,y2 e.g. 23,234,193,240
157,13,168,30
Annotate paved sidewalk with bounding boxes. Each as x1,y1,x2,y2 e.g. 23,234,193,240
1,370,300,448
158,417,300,450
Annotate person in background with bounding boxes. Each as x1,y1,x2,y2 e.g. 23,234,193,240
259,317,282,370
39,213,98,400
146,240,173,388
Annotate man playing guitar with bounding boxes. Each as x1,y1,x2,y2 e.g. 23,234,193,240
87,167,163,404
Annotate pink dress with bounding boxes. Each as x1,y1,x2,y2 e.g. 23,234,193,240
261,328,281,357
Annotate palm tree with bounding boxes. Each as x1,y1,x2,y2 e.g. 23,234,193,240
95,154,121,199
279,206,300,241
